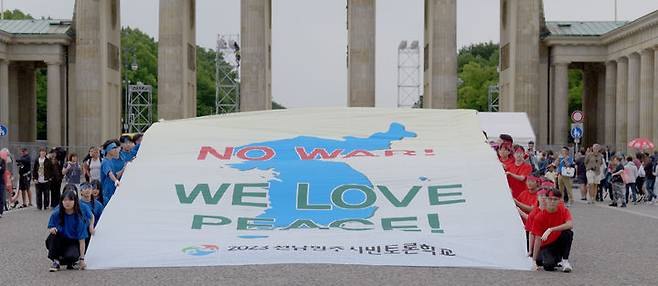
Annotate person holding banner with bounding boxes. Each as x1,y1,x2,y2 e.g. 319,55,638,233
505,145,532,199
100,142,125,205
46,190,90,271
531,188,574,272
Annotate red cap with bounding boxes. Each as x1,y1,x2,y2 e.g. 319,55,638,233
536,189,548,195
527,175,539,182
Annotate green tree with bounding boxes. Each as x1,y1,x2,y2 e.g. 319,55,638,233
1,9,33,20
457,42,499,111
568,69,583,116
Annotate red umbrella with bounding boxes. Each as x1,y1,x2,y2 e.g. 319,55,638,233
628,138,655,150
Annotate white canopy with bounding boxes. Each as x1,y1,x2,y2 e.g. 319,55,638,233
478,112,536,147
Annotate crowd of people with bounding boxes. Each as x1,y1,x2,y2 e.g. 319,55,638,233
493,133,658,272
0,134,142,271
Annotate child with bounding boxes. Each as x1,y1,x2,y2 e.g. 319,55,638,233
531,188,574,272
46,190,91,271
544,164,558,185
526,185,550,256
90,180,104,211
79,183,103,227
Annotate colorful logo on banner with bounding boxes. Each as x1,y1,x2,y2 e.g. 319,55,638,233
182,245,219,256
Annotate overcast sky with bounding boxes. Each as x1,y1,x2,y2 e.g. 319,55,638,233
4,0,657,108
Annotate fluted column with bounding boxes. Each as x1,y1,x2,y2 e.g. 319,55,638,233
604,61,617,147
615,57,628,152
423,0,457,109
47,62,63,147
639,49,654,141
653,47,658,148
553,62,569,145
0,60,8,148
347,0,376,107
627,53,640,142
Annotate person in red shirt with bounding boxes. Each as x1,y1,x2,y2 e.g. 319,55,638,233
516,176,540,215
498,143,514,168
525,187,550,256
531,188,574,272
506,145,533,199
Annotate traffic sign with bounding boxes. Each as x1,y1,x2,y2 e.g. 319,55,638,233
0,124,7,137
571,126,583,139
571,110,584,123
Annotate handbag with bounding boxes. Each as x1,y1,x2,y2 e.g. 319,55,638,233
561,166,575,177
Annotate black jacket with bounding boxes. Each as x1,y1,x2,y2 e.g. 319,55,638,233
32,157,54,182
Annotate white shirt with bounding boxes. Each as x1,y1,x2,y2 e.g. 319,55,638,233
89,158,102,181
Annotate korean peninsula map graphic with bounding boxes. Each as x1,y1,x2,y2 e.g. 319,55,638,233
230,123,417,227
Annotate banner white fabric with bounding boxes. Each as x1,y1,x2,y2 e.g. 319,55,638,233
85,108,532,270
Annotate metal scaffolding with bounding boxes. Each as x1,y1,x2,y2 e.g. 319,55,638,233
397,40,422,108
488,84,500,112
127,84,153,133
215,34,241,114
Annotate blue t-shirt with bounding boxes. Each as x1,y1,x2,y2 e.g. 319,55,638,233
131,143,141,157
100,158,125,205
48,207,90,240
80,199,104,227
558,156,574,173
120,149,136,163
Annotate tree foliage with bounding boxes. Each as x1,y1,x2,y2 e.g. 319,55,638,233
457,42,499,111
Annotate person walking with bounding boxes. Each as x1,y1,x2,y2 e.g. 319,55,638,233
584,144,604,204
555,147,575,207
16,148,32,207
0,154,6,218
624,156,639,205
33,148,53,210
49,149,64,209
609,156,626,207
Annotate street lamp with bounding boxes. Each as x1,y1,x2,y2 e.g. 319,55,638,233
123,47,138,133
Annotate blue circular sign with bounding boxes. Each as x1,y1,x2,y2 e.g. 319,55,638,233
570,127,583,139
0,124,7,137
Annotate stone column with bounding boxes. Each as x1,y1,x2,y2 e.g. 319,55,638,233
347,0,376,107
596,65,606,144
423,0,457,109
14,64,37,142
604,61,617,148
654,47,658,149
639,49,654,141
615,57,628,152
240,0,272,111
159,0,197,118
553,62,569,145
0,60,8,148
47,62,63,147
582,65,598,147
627,53,640,141
75,0,122,150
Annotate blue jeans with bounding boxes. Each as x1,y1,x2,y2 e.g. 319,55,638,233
646,178,656,201
626,183,638,203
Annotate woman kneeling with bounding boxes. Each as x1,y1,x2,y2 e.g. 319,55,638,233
45,190,90,272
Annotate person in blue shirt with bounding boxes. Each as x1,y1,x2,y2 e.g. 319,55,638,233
119,135,136,163
554,147,575,207
79,182,103,227
46,190,90,271
131,133,143,157
100,142,125,205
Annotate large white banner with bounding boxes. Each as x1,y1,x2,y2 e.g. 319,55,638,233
86,108,532,270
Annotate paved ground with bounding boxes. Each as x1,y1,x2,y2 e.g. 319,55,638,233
2,187,658,286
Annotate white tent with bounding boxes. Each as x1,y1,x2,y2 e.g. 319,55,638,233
478,112,536,147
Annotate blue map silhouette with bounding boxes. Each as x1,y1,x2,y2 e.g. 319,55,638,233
230,123,417,227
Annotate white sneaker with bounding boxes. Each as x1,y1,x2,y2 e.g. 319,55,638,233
561,260,572,272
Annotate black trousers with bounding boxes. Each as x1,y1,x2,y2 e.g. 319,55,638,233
50,180,62,208
35,182,50,210
536,230,573,271
45,233,80,265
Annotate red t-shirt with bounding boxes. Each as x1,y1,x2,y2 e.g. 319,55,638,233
517,190,538,213
525,207,541,232
531,205,572,247
506,162,532,199
500,156,514,169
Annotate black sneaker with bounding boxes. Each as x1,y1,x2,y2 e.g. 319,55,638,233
49,261,60,272
621,203,627,208
608,203,618,207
